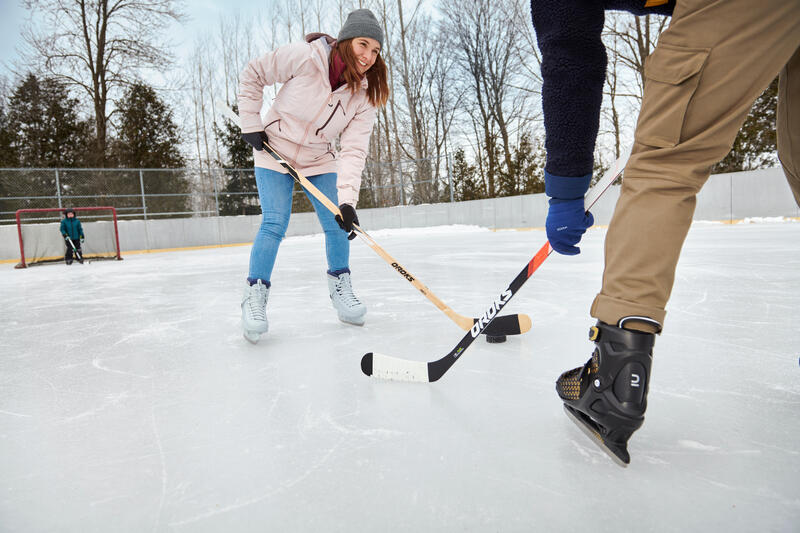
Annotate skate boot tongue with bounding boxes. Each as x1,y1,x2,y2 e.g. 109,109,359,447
327,271,366,326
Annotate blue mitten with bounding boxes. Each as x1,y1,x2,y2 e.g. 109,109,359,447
545,171,593,255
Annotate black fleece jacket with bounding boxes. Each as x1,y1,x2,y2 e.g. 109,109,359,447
530,0,675,177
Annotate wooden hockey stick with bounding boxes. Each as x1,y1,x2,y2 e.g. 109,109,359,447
220,104,532,336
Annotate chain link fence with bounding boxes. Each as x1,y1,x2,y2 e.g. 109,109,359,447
0,156,453,224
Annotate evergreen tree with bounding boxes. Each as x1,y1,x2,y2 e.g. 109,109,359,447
713,77,778,173
0,101,13,167
110,82,189,216
0,102,14,213
451,148,484,201
112,83,185,168
6,73,91,167
214,103,260,216
214,104,253,170
0,73,92,213
521,138,547,195
497,134,546,197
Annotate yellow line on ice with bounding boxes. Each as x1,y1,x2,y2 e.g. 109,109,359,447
0,242,253,265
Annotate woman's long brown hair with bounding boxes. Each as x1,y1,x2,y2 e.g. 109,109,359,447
334,38,389,108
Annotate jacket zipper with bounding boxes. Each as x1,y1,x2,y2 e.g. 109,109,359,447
315,100,344,136
265,118,281,132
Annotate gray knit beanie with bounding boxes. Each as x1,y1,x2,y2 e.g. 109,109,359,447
337,9,383,49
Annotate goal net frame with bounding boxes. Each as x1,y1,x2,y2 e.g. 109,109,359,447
15,206,123,268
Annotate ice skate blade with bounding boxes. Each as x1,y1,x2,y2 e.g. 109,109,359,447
563,405,630,467
243,330,261,344
338,316,365,327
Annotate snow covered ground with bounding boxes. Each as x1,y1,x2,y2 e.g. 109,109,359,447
1,220,799,532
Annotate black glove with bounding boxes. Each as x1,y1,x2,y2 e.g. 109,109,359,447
63,235,70,242
335,204,359,241
241,131,268,151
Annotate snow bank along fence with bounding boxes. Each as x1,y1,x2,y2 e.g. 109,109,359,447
1,167,797,262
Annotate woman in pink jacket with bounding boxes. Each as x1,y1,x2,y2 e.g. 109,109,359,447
238,9,389,344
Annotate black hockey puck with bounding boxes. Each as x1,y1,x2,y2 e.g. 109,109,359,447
486,335,507,344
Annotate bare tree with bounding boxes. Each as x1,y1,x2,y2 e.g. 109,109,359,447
373,0,403,203
186,35,221,213
393,3,446,202
21,0,184,166
602,19,624,160
606,12,669,100
218,13,258,105
440,0,539,197
596,12,670,162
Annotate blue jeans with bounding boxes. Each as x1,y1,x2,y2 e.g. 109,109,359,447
249,167,350,282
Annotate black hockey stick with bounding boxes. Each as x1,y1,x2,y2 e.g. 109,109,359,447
220,104,531,337
361,149,631,382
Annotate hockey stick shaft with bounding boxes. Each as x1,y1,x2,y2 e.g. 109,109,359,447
220,104,530,336
361,149,631,382
66,236,82,260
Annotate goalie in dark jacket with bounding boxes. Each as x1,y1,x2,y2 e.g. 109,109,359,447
59,208,84,265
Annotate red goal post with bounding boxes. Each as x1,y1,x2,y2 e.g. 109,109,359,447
15,206,123,268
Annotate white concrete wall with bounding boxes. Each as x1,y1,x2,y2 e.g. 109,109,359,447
2,167,798,262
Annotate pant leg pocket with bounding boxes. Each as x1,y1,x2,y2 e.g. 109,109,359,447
635,42,710,148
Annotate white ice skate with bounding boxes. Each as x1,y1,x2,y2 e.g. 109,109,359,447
327,272,366,326
241,280,269,343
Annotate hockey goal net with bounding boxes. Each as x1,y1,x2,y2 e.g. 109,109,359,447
15,207,123,268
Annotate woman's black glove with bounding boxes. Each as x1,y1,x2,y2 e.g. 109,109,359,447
241,131,268,151
335,204,359,240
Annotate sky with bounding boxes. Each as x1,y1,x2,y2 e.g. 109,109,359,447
0,1,28,76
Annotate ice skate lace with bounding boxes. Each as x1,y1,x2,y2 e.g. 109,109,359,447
247,284,268,321
335,275,362,308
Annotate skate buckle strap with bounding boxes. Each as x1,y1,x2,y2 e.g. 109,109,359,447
588,322,655,394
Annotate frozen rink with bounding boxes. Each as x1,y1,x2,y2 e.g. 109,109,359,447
1,220,799,532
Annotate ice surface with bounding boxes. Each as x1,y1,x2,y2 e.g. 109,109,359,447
1,220,799,532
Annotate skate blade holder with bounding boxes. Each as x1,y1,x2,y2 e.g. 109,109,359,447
563,405,630,467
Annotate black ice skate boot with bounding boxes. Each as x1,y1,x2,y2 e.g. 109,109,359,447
556,321,655,466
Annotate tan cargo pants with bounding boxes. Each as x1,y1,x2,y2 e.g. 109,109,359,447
591,0,800,333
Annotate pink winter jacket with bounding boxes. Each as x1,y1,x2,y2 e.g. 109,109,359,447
238,33,378,207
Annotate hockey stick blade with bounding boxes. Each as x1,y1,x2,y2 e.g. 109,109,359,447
219,103,532,338
361,150,630,382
